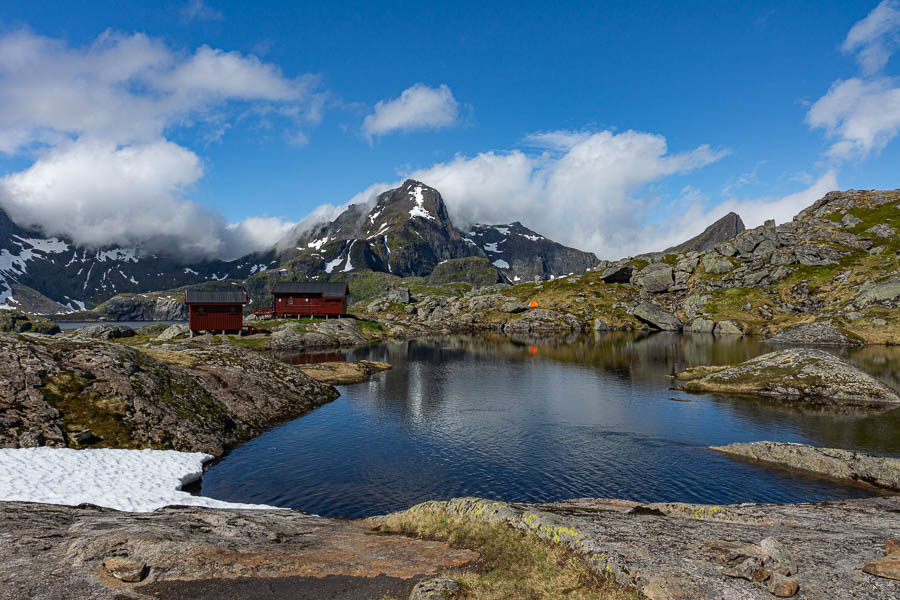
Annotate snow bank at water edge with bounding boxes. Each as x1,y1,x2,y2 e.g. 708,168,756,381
0,447,279,512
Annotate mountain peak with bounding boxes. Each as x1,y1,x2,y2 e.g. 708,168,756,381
664,212,746,254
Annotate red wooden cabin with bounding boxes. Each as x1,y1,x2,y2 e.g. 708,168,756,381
185,289,247,333
269,282,349,318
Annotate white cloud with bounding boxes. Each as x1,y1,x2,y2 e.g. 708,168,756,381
808,1,900,159
180,0,224,23
841,0,900,75
0,139,296,260
0,29,317,259
807,77,900,158
398,129,729,258
362,83,460,140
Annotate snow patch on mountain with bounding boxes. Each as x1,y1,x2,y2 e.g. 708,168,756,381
408,185,435,221
493,259,510,269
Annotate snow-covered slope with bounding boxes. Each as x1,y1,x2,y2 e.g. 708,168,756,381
0,207,277,313
469,222,598,282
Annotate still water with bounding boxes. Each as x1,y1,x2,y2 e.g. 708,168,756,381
199,332,900,518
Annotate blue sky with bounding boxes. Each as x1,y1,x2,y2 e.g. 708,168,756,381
0,1,898,259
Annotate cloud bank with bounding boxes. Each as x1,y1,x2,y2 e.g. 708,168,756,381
362,83,460,140
0,29,313,260
808,1,900,159
404,129,734,258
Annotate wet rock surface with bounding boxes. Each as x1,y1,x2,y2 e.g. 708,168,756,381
297,360,391,385
381,495,900,600
676,348,900,407
0,502,477,600
710,442,900,491
0,334,339,456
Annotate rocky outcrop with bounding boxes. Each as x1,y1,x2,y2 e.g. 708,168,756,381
676,348,900,407
502,309,583,333
266,318,375,351
71,324,135,340
297,360,391,385
631,263,674,293
766,322,862,346
632,302,683,331
0,501,476,600
665,212,746,254
710,442,900,491
380,495,900,600
0,334,338,456
0,311,60,335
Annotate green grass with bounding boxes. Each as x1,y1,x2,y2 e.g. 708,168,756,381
40,372,145,449
377,506,640,600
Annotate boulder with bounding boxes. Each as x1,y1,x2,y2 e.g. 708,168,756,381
155,323,189,341
701,254,734,275
710,442,900,492
713,320,743,336
631,263,674,293
678,348,900,407
852,277,900,308
631,302,683,331
600,264,634,283
689,318,715,333
501,301,527,314
766,322,861,346
409,577,460,600
865,223,896,239
839,214,863,228
386,287,411,304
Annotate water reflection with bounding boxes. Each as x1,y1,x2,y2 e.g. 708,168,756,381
199,332,900,518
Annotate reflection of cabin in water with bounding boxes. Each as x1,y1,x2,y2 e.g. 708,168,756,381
266,282,349,318
185,289,247,333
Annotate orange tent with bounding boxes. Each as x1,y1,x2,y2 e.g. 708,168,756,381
529,300,539,308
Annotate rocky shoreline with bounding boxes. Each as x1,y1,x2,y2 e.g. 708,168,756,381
1,492,898,600
0,332,339,456
710,442,900,492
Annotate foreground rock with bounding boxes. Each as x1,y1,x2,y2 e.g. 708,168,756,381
0,334,338,456
297,360,391,385
710,442,900,491
0,502,477,600
676,348,900,408
766,322,862,346
376,495,900,600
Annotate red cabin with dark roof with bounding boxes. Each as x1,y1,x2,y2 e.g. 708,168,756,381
270,282,349,318
185,289,247,333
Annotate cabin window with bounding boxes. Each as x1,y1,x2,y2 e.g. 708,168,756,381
287,296,293,305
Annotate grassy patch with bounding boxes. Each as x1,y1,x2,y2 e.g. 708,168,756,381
40,372,144,449
138,347,201,368
228,336,271,350
377,506,639,600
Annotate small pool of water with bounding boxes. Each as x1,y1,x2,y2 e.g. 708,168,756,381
198,333,900,518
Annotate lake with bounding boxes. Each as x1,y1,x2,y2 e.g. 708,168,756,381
198,332,900,518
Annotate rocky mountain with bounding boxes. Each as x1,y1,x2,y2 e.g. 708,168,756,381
279,179,596,284
663,212,746,254
467,222,598,282
285,180,478,278
0,206,277,314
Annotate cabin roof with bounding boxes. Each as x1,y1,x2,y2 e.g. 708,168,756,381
185,289,246,304
271,282,349,297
